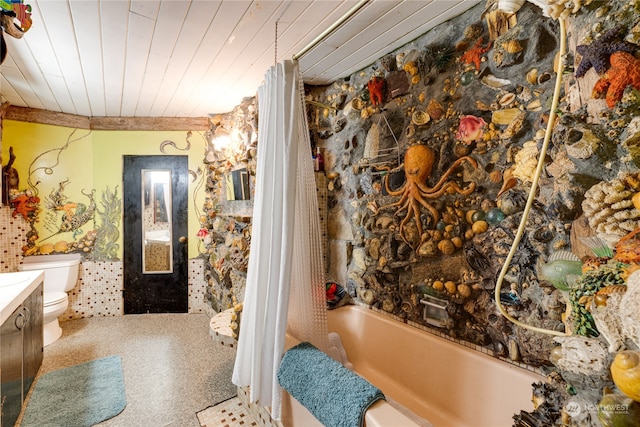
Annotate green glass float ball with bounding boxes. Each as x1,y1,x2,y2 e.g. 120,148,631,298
471,210,486,222
460,71,475,86
436,220,446,232
486,208,506,225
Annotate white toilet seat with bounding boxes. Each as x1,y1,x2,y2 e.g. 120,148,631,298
45,291,68,307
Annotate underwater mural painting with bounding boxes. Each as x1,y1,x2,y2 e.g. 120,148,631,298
1,124,210,261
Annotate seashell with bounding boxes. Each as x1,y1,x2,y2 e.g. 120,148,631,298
481,74,512,89
360,289,375,305
499,92,516,107
444,280,457,294
526,99,542,111
500,111,526,140
426,99,445,121
411,74,421,85
538,72,552,84
526,69,538,85
472,220,488,234
475,100,493,111
517,85,533,102
458,284,472,298
405,125,415,138
412,110,431,126
502,39,523,53
611,350,640,402
403,61,419,76
39,243,54,255
489,170,503,183
351,98,364,110
54,241,68,253
497,0,525,14
418,92,426,103
326,171,339,180
491,108,521,125
438,239,455,255
363,123,380,160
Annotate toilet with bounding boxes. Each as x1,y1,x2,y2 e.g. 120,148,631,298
18,253,81,346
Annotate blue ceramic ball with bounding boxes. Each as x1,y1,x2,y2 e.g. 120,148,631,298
486,208,506,225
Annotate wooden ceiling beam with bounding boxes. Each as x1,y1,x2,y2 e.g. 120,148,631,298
4,106,210,131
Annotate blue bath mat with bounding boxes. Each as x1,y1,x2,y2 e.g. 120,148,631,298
21,356,127,427
278,342,385,427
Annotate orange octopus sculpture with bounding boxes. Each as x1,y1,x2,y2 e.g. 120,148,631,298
380,144,477,246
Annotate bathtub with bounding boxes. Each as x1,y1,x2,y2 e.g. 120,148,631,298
281,304,544,427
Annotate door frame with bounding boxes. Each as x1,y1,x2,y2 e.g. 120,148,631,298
122,155,189,314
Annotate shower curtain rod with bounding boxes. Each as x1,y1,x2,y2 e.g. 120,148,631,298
292,0,370,61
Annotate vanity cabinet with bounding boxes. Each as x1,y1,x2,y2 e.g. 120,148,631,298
1,283,43,427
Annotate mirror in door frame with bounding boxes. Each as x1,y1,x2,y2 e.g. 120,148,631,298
142,169,173,273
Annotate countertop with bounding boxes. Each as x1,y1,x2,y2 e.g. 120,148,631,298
0,270,45,324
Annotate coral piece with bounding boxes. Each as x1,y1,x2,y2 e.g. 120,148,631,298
620,271,640,350
367,76,385,106
459,38,492,71
553,335,609,376
589,291,625,353
512,140,539,184
575,26,638,78
582,173,640,247
378,144,477,247
546,0,594,19
592,52,640,108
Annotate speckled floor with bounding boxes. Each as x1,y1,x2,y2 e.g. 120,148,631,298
18,313,239,427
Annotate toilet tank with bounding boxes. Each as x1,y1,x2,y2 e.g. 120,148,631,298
18,253,82,293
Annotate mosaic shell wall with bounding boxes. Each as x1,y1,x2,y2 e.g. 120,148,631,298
199,100,257,312
300,1,640,425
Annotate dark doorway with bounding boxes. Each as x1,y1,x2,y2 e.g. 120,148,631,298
123,155,188,313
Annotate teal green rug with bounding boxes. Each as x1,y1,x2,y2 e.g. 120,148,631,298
21,356,127,427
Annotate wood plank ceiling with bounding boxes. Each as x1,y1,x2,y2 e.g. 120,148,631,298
1,0,481,118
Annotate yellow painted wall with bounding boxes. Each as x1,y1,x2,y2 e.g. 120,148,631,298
2,120,206,258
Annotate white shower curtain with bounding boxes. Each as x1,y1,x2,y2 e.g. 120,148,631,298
232,60,329,421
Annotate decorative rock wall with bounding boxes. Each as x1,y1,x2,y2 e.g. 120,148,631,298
302,1,640,425
200,98,257,312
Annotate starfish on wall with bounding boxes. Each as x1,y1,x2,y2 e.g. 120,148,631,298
592,51,640,108
575,26,638,78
